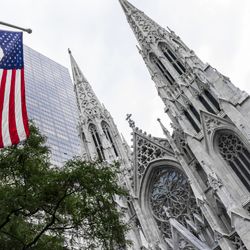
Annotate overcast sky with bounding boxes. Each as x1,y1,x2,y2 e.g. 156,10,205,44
1,0,250,144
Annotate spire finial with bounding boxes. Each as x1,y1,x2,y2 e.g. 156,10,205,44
157,118,171,139
126,114,135,128
119,0,170,49
69,51,103,119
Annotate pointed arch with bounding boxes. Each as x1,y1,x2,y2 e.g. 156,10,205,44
101,121,119,157
198,94,216,114
159,42,186,75
149,53,175,85
184,110,200,133
88,123,105,161
139,159,214,246
214,130,250,192
204,89,221,112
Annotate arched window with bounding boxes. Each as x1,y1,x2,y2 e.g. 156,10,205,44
184,110,200,133
101,121,119,157
204,90,220,111
159,43,186,75
198,95,216,114
189,104,201,122
89,124,105,161
150,53,175,85
149,166,212,243
216,131,250,191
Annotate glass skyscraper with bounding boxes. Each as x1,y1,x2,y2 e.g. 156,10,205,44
24,46,81,166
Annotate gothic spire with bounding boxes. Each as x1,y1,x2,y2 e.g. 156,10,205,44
68,49,103,120
119,0,170,50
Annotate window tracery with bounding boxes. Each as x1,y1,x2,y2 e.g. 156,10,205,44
135,135,172,179
229,232,247,250
150,53,175,86
89,124,105,161
217,132,250,191
159,43,186,76
149,167,200,239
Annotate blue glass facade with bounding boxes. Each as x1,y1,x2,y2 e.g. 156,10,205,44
24,46,81,166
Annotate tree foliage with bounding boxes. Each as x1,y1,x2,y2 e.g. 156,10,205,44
0,123,129,249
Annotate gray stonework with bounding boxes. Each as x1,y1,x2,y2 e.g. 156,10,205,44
69,0,250,249
69,49,143,249
119,0,250,249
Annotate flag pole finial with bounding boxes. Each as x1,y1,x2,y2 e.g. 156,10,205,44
0,21,32,34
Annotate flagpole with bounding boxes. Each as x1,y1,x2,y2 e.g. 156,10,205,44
0,21,32,34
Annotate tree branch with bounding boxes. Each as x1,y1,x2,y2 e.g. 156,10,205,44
0,229,25,247
0,208,23,229
23,190,75,250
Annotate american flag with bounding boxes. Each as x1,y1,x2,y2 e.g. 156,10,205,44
0,30,29,148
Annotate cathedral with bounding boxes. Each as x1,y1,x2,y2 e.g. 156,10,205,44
69,0,250,249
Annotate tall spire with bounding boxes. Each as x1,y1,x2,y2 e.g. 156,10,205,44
119,0,171,50
68,49,103,120
119,1,211,136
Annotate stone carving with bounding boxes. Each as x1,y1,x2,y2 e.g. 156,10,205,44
126,114,135,128
203,114,222,135
179,238,196,250
218,133,248,162
229,232,247,250
208,172,223,191
172,127,194,163
214,230,223,243
188,84,201,98
134,133,172,179
120,0,171,51
243,201,250,215
71,62,104,120
150,167,200,239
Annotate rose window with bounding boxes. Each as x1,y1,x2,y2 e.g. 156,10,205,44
149,167,199,238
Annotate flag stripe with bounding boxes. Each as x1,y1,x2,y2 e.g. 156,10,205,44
0,30,29,148
21,68,29,138
2,70,12,147
0,69,6,147
15,69,26,141
9,69,20,145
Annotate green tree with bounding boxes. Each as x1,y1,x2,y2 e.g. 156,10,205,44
0,123,129,249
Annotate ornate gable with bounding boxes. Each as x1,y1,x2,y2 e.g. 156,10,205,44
132,127,174,193
200,110,234,152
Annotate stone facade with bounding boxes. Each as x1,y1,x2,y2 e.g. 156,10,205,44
69,0,250,249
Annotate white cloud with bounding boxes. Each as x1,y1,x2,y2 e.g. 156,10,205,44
1,0,249,145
